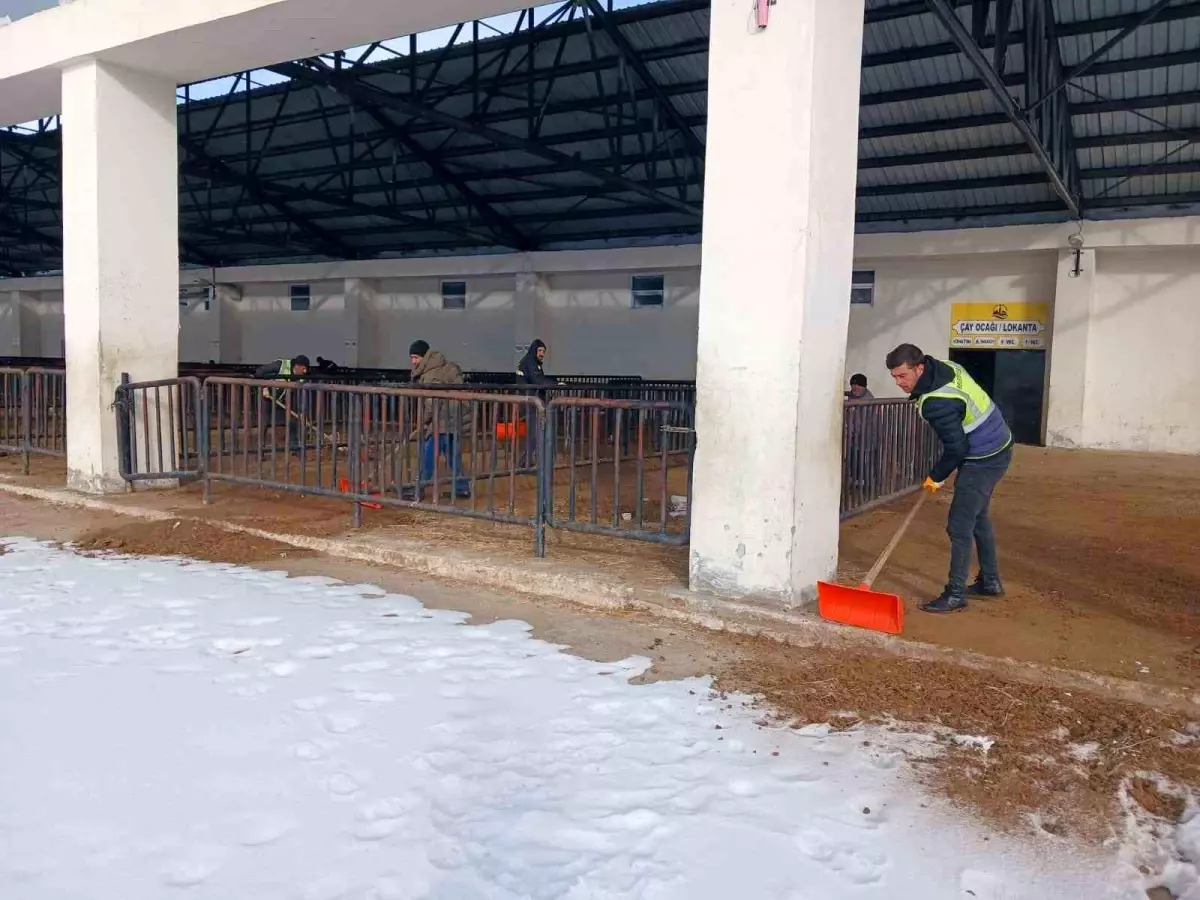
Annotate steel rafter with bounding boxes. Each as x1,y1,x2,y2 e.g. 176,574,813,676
924,0,1081,217
581,0,703,179
269,59,702,221
271,61,532,250
182,138,359,260
8,0,1200,271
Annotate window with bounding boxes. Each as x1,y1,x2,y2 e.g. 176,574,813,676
631,274,665,309
851,269,875,306
289,284,311,312
441,280,467,310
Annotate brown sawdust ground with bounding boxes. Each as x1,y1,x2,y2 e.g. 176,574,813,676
73,518,313,566
713,635,1198,841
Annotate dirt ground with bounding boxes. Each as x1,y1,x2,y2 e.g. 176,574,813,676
839,447,1200,690
0,494,1196,853
6,444,1197,692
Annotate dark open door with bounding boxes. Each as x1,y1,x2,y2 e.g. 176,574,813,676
950,349,1046,446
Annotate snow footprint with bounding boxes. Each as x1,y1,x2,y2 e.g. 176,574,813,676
352,797,415,842
326,772,363,798
339,659,390,674
159,846,226,887
321,711,365,735
234,816,297,849
794,829,887,885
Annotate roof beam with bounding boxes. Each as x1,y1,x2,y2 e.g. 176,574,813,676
581,0,704,174
1026,0,1176,116
270,60,702,221
274,63,532,251
924,0,1080,216
857,171,1047,197
179,137,358,260
1072,90,1200,117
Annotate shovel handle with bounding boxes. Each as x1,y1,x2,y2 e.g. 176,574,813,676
861,490,928,589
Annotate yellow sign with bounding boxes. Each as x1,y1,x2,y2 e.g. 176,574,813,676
949,302,1049,350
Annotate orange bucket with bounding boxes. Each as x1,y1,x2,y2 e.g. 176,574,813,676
495,420,528,441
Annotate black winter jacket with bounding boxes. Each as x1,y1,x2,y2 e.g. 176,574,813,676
909,356,972,483
517,340,555,386
254,359,286,380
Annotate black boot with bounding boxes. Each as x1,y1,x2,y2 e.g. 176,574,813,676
968,575,1005,597
920,588,968,614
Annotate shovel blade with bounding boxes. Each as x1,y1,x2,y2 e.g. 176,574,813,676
816,580,904,635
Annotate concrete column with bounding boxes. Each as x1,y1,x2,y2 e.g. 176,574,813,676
1044,248,1096,449
513,270,546,365
689,0,865,604
343,278,377,367
62,59,179,493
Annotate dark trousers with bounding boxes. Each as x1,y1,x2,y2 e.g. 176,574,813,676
261,396,302,448
946,446,1012,593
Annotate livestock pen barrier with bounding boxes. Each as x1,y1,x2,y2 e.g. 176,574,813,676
0,367,66,472
108,376,933,557
841,398,941,518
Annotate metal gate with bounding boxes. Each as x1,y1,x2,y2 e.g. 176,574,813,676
114,375,205,483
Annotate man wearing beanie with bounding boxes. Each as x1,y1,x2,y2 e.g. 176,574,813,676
407,340,471,499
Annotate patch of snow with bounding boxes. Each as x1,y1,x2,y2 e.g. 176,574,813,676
1170,724,1200,747
0,539,1144,899
1115,773,1200,900
1069,741,1102,762
952,733,997,753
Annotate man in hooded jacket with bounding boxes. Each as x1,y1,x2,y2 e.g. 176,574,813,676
515,339,556,464
517,339,556,386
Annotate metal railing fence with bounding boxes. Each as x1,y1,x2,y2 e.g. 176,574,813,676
0,367,66,472
841,398,941,518
100,378,938,558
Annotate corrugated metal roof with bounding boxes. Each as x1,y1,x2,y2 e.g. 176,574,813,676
2,0,1199,272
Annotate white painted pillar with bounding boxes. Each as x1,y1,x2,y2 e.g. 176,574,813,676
343,278,377,367
62,59,179,493
689,0,865,604
1044,248,1096,449
513,269,546,365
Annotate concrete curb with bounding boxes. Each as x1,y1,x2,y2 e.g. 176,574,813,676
1,477,1196,716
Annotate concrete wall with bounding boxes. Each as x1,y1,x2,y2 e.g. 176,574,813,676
363,275,517,372
1081,248,1199,453
845,252,1059,398
542,268,701,379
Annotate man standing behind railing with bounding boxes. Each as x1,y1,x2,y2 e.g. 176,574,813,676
408,341,471,499
845,374,875,489
516,339,557,465
846,373,873,400
254,354,310,450
517,339,556,387
886,343,1014,614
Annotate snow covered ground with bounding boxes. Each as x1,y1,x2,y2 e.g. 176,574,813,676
0,537,1171,899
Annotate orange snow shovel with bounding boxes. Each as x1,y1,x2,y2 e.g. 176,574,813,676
817,491,928,635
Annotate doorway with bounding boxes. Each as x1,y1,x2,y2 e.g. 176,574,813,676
949,349,1046,446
